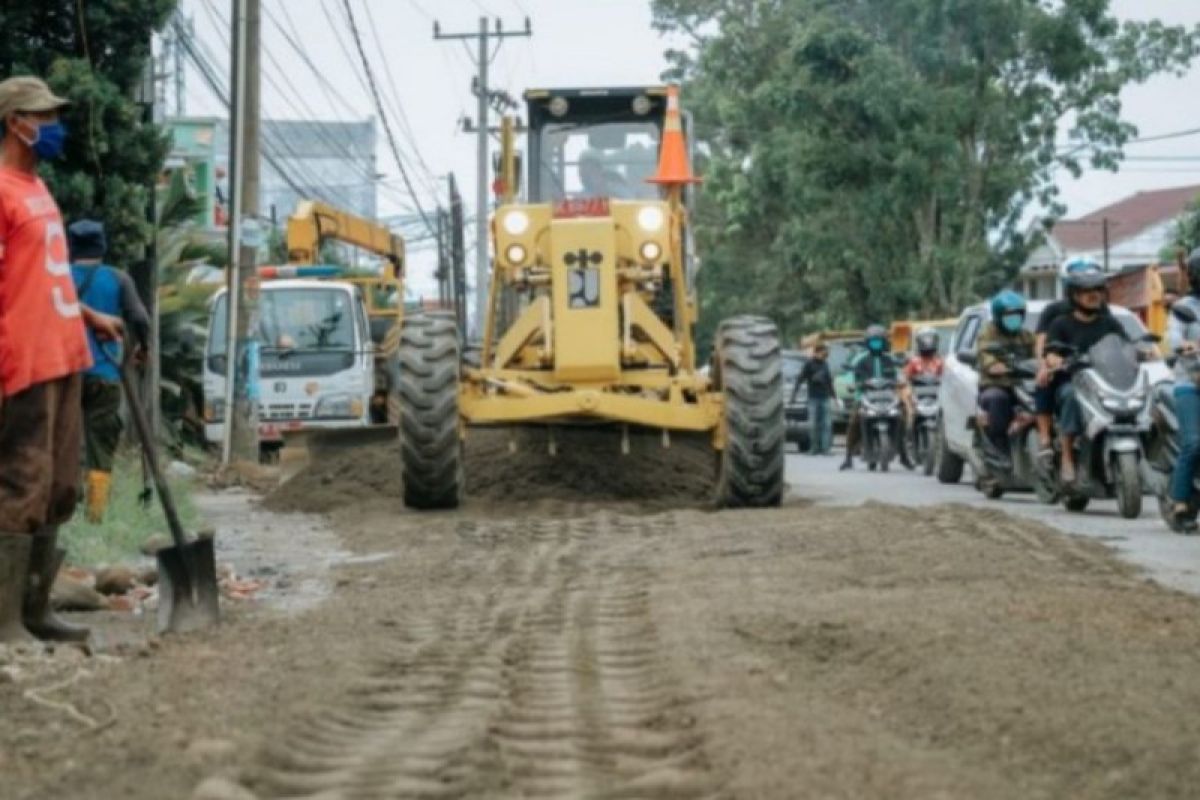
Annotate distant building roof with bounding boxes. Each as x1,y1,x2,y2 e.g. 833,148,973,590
1050,183,1200,251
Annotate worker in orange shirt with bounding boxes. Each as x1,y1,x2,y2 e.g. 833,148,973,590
0,76,124,644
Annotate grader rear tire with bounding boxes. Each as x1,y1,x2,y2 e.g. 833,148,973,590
398,313,462,510
714,316,785,508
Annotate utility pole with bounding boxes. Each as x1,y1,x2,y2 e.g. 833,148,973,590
1102,216,1111,273
448,173,468,340
434,16,531,339
173,15,189,116
223,0,263,467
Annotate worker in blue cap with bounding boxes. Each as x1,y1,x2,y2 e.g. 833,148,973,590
68,219,150,522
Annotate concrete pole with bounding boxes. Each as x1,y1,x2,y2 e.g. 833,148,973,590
475,16,489,340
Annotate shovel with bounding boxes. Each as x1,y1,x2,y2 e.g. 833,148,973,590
115,360,220,634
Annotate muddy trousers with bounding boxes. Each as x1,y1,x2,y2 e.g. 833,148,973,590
82,378,122,472
81,378,122,522
0,375,83,533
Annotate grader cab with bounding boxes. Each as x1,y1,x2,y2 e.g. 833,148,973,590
398,85,784,509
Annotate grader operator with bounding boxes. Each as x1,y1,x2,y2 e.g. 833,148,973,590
397,86,785,509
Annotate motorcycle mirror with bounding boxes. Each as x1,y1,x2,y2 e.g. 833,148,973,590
956,349,977,366
1141,333,1162,344
1172,304,1198,324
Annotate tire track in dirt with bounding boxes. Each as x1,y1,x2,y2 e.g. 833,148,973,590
248,509,715,799
927,504,1139,584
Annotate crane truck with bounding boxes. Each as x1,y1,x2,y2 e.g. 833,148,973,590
202,201,405,459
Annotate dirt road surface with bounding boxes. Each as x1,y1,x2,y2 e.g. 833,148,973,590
6,433,1200,799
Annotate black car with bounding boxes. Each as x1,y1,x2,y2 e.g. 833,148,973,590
783,350,810,451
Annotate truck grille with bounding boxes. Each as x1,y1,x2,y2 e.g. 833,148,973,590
259,402,315,421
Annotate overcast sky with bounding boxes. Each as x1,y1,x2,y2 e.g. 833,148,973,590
178,0,1200,294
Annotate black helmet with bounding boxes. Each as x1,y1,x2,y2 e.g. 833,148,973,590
915,327,939,355
1187,247,1200,291
1063,260,1107,306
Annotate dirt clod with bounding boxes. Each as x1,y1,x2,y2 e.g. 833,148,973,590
190,776,258,800
94,566,136,596
264,427,716,514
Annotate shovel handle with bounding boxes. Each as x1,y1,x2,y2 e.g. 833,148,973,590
115,362,190,553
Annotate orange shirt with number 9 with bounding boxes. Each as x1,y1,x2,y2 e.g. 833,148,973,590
0,165,91,396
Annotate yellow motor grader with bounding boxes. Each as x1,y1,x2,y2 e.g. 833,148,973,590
398,85,784,509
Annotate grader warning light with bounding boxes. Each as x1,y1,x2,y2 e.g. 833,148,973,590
396,85,785,510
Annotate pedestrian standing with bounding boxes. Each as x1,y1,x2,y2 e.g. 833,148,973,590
0,76,123,643
70,219,150,523
796,344,834,454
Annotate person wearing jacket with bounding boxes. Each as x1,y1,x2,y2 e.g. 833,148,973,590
69,219,150,522
796,343,834,455
976,290,1036,461
840,325,909,471
1164,247,1200,533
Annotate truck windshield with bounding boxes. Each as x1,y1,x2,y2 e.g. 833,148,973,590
209,288,357,356
536,121,661,202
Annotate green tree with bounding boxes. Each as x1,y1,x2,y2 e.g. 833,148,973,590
653,0,1199,344
0,1,176,266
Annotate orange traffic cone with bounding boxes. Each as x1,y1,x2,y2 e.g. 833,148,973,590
647,85,702,186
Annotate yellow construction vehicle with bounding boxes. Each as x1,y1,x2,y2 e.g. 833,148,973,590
397,85,785,509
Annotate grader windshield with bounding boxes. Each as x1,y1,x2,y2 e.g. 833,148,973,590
526,88,666,202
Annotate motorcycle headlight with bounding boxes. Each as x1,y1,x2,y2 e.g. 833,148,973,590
1100,397,1124,414
314,393,363,419
502,210,530,235
637,205,665,232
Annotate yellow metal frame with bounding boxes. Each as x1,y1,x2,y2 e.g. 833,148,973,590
464,95,719,440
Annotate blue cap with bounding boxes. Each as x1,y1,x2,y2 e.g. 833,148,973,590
68,219,107,260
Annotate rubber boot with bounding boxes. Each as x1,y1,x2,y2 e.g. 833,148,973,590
24,528,89,642
0,535,36,644
85,470,112,524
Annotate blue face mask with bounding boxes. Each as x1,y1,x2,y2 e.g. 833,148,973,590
867,338,885,353
16,117,67,160
1000,313,1023,334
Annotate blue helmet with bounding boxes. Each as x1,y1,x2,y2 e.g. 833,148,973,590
864,324,888,353
990,289,1026,325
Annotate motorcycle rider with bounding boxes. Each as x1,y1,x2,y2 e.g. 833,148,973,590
900,327,943,458
976,290,1037,462
1034,258,1113,466
1164,247,1200,532
1044,262,1129,485
840,324,909,471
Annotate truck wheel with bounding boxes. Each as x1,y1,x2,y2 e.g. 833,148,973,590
714,316,785,508
398,313,462,510
936,415,964,484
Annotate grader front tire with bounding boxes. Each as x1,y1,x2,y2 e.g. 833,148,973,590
398,314,463,510
714,316,786,508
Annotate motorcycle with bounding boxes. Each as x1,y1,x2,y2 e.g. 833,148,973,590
857,377,903,472
962,347,1052,502
1147,304,1200,532
909,374,941,476
1045,333,1153,519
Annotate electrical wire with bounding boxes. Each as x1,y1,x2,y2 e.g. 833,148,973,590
358,0,441,197
339,0,438,236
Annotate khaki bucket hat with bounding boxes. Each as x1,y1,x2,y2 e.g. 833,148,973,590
0,76,70,119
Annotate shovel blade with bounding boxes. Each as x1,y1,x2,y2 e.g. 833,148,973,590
156,537,221,634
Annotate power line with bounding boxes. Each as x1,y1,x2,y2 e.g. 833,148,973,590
339,0,437,236
358,0,441,197
197,0,419,215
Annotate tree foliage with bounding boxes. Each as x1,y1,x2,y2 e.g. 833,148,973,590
653,0,1200,345
0,0,176,266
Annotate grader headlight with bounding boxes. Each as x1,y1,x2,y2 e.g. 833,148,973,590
639,241,663,263
636,205,665,232
505,243,528,266
502,210,530,235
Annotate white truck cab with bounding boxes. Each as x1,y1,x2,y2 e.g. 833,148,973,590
203,278,376,448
